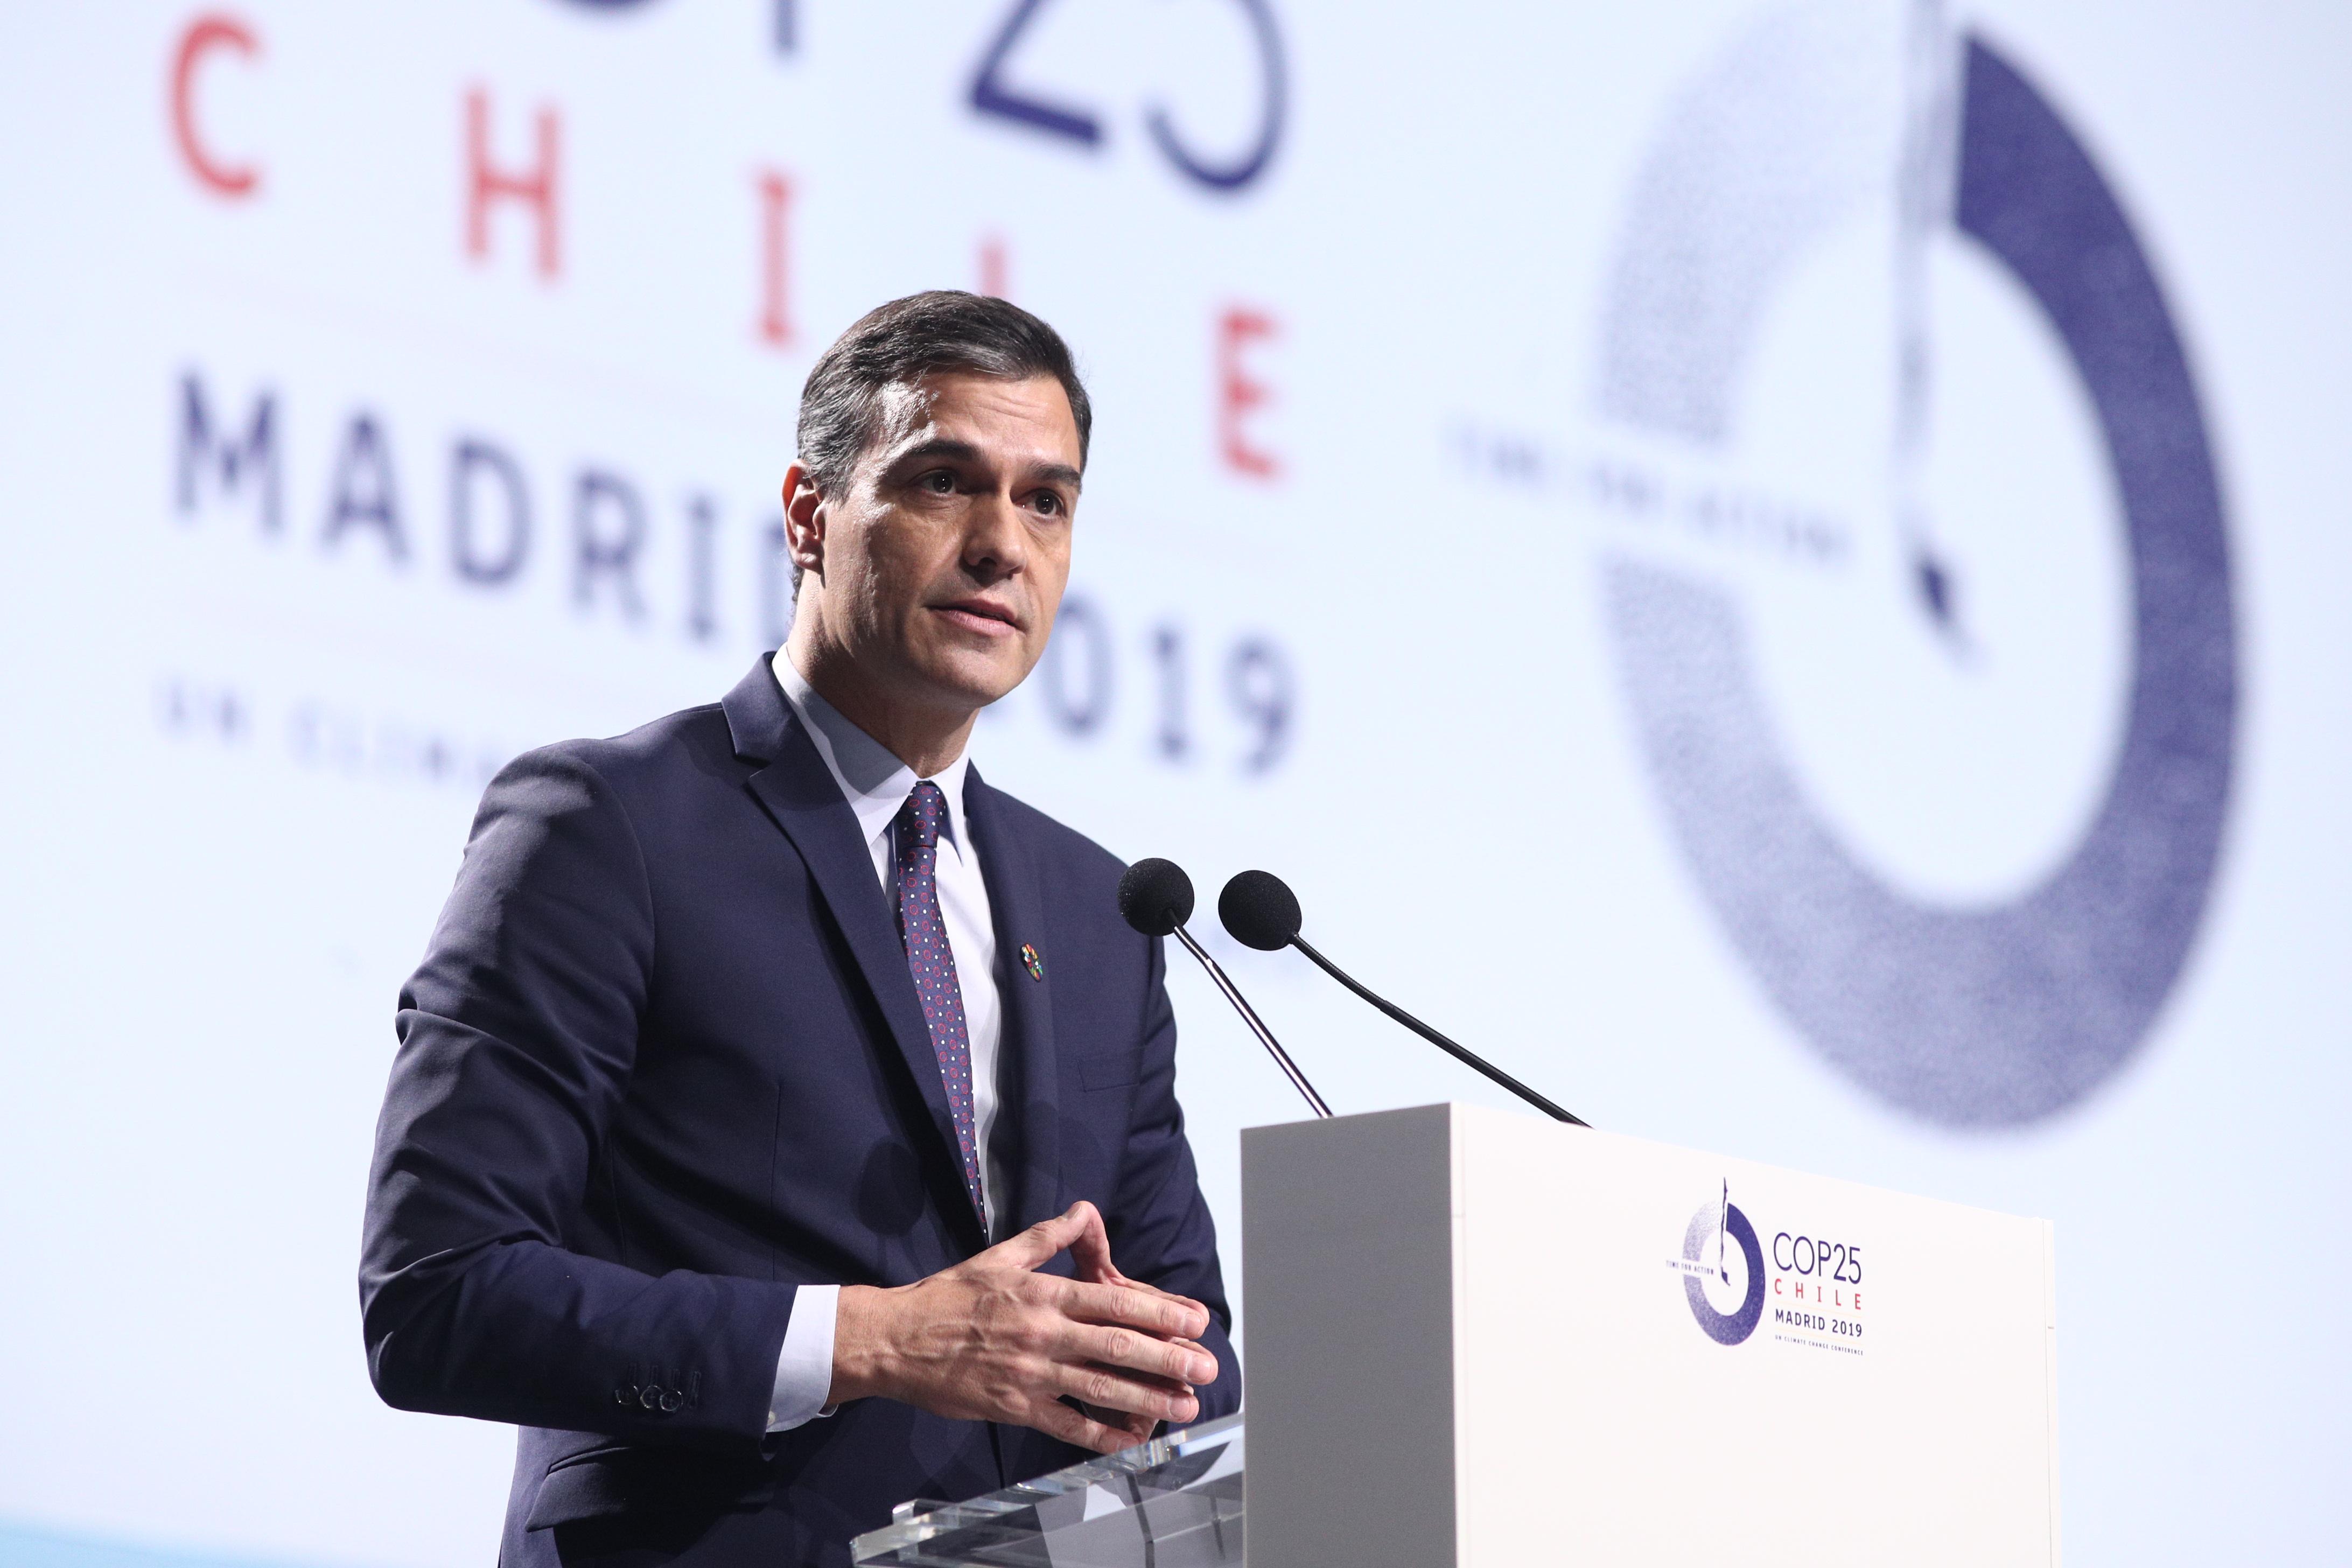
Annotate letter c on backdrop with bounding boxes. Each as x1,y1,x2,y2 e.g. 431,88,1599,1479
171,13,263,197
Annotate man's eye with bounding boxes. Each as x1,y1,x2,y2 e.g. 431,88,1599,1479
920,470,956,493
1031,492,1063,516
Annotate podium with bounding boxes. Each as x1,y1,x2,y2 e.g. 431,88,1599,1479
856,1104,2060,1566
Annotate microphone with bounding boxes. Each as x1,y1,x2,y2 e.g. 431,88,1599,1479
1217,869,1588,1127
1117,858,1332,1119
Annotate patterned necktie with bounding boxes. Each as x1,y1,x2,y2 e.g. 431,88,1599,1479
893,780,984,1219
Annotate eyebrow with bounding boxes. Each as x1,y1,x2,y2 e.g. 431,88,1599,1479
890,438,1084,493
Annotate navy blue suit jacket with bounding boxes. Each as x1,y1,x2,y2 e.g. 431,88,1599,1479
359,657,1239,1566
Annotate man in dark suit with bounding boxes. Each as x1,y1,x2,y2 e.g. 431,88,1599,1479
360,292,1239,1566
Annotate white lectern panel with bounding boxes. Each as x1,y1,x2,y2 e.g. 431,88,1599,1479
1244,1104,2059,1567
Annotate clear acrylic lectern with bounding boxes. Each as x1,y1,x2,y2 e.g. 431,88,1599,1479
851,1415,1244,1567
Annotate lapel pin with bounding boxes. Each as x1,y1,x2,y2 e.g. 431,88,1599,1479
1019,943,1044,981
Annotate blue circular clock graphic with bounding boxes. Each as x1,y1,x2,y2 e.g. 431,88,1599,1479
1595,13,2236,1126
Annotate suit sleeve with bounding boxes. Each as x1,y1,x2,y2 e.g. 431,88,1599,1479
358,746,798,1451
1102,934,1243,1421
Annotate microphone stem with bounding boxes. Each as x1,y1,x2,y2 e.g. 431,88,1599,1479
1171,925,1333,1118
1287,935,1588,1128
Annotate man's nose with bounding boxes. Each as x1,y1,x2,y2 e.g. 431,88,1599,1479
962,488,1028,580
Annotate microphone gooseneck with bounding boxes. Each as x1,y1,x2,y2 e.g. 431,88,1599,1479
1119,858,1332,1119
1168,927,1333,1119
1216,870,1588,1128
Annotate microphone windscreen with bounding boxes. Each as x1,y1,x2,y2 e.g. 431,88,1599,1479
1219,870,1301,951
1117,858,1196,937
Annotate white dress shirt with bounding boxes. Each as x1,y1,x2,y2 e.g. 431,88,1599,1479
764,650,1007,1433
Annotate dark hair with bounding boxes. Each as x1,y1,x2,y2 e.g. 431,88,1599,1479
796,290,1092,499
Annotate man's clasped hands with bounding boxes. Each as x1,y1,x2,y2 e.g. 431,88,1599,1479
829,1200,1220,1454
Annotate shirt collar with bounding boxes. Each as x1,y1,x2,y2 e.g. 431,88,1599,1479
771,650,972,861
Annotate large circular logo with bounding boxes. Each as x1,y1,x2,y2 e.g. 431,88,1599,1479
1595,5,2236,1126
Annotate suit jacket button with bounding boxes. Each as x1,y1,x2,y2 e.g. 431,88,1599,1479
640,1387,662,1411
659,1389,683,1413
615,1385,638,1406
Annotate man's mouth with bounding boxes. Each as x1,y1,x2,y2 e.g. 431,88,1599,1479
931,599,1022,636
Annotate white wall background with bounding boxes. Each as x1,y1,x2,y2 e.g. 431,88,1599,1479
1,2,2345,1563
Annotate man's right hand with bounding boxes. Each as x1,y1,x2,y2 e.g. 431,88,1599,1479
828,1201,1220,1454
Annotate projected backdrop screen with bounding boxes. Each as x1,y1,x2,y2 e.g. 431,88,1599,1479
3,2,2346,1564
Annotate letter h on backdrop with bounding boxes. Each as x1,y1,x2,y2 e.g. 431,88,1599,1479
466,88,561,281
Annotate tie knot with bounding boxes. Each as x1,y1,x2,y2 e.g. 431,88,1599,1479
898,779,948,849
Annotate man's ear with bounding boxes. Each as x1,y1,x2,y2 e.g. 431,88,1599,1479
781,461,827,579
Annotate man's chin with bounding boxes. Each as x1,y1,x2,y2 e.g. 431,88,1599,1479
915,652,1034,716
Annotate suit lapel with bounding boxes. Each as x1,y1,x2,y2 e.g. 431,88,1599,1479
963,767,1064,1237
723,659,986,1244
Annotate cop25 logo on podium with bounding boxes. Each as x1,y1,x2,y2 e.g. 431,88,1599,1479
1674,1181,1867,1352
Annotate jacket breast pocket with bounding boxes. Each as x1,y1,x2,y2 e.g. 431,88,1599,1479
1076,1052,1140,1091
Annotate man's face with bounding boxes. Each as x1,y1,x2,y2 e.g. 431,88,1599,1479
790,371,1081,717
